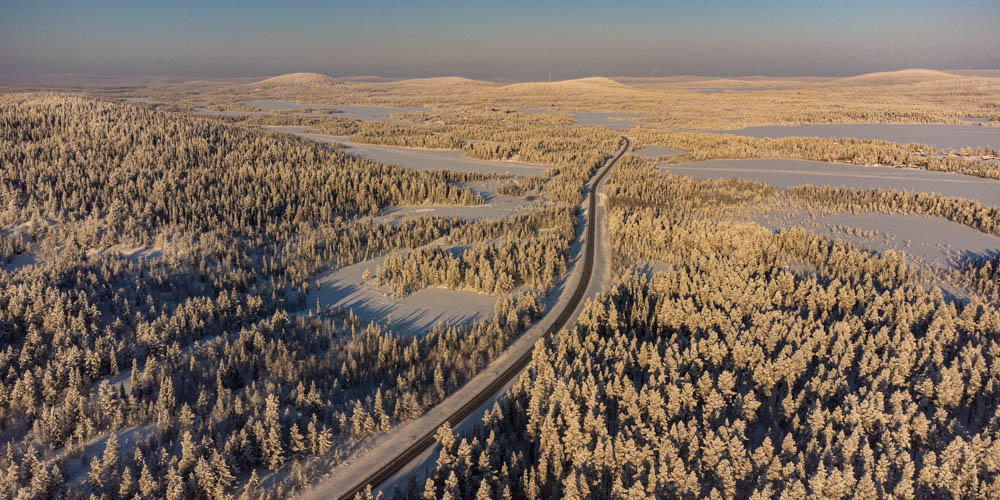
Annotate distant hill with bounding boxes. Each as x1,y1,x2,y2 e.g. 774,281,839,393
947,69,1000,79
497,77,634,96
613,75,834,91
828,69,964,86
390,76,498,89
338,75,402,83
252,72,338,87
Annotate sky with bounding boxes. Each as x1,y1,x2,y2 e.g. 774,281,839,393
1,0,998,80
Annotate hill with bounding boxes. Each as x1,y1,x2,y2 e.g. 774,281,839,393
392,76,494,86
389,76,498,92
253,72,338,87
495,77,638,97
828,69,964,86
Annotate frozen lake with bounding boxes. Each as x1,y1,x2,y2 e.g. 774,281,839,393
517,109,645,130
663,158,1000,206
710,123,1000,151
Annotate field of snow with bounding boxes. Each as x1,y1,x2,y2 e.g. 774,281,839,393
304,247,498,337
757,212,1000,269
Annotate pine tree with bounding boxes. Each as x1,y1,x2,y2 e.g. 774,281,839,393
157,376,176,432
374,388,390,431
240,470,261,500
307,420,320,455
179,403,196,433
263,394,284,470
476,479,492,500
290,423,307,456
139,459,158,497
88,455,106,492
179,431,198,474
316,424,333,455
165,462,186,500
119,465,135,499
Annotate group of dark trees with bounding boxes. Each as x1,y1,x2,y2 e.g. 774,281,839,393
376,207,575,298
377,234,568,297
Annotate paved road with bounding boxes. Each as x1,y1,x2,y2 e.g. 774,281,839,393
298,136,631,500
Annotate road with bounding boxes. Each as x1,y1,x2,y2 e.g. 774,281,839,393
299,136,631,500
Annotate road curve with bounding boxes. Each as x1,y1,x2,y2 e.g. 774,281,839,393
302,136,631,500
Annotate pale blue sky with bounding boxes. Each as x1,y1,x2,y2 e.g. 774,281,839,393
1,0,997,79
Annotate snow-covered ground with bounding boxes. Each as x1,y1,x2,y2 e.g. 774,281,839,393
303,244,498,337
756,211,1000,269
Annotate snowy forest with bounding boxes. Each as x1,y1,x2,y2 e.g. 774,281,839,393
408,150,1000,499
1,68,999,500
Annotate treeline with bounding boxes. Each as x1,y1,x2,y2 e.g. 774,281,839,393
609,154,1000,280
606,155,775,213
449,111,620,204
376,208,575,297
444,207,575,245
312,119,464,150
377,234,569,297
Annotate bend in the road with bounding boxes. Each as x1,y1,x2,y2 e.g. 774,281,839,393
301,136,630,500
